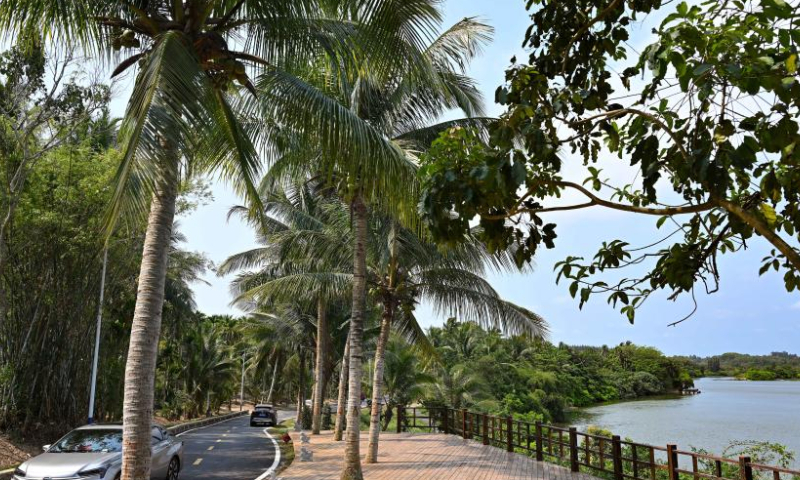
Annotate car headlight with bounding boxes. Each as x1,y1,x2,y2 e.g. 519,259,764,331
13,466,26,478
77,466,109,478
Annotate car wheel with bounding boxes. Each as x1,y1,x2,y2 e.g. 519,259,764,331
166,457,180,480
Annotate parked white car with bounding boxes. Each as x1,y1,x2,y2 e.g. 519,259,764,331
13,424,183,480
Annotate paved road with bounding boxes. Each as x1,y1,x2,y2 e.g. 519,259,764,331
177,409,294,480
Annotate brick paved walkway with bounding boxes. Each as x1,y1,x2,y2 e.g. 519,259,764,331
282,431,601,480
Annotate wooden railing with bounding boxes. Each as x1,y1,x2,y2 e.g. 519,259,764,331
395,407,800,480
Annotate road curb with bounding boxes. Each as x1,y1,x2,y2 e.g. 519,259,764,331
255,428,282,480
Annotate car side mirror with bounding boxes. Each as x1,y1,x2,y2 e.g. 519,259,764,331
42,444,51,452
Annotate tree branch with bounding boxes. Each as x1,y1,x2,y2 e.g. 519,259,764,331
717,198,800,272
481,181,715,220
569,108,691,162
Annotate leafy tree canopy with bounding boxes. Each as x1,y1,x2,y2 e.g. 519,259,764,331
419,0,800,323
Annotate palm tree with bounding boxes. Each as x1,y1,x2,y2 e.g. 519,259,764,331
379,336,434,430
430,364,493,410
181,322,238,416
220,178,354,433
364,217,548,460
225,179,548,463
248,8,499,475
247,308,317,421
239,317,285,404
0,2,417,477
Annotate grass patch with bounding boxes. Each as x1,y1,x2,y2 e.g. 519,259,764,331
268,422,295,474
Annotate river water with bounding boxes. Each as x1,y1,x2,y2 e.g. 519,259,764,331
572,377,800,466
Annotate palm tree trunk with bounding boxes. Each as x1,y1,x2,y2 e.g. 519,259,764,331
120,158,178,480
333,335,350,441
296,352,305,426
366,306,392,463
266,360,278,404
340,194,367,480
312,297,328,434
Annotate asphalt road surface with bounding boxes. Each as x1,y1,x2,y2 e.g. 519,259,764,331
177,409,294,480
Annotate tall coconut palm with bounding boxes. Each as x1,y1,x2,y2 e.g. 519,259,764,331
220,178,354,433
246,307,317,418
363,216,548,461
224,179,548,463
0,2,418,477
247,8,499,475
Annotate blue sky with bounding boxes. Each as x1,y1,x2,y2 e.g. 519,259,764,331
173,0,800,357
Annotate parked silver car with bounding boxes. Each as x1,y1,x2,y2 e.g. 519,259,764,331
13,424,183,480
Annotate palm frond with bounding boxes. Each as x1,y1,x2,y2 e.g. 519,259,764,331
426,17,493,74
0,0,102,51
248,69,419,217
233,272,354,308
417,268,548,338
393,117,494,152
105,31,210,233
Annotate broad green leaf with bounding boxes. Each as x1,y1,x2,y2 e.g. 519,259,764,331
787,54,797,73
760,203,777,227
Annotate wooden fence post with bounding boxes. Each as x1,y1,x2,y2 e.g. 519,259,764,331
442,408,449,435
535,422,543,461
506,416,514,452
396,405,403,433
569,427,580,472
612,435,624,480
482,414,489,445
739,456,753,480
667,444,679,480
462,409,468,439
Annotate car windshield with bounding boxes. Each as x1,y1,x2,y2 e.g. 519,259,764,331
49,429,123,453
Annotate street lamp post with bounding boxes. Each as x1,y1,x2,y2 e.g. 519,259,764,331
87,245,108,424
240,351,246,411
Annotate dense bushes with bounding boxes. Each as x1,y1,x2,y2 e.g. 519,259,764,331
426,320,694,422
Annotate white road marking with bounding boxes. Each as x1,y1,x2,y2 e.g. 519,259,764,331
207,446,214,451
193,458,203,466
254,428,282,480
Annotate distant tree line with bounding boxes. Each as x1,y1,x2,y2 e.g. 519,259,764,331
423,320,695,423
677,352,800,380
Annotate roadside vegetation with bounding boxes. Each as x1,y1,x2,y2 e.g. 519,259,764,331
267,423,295,474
